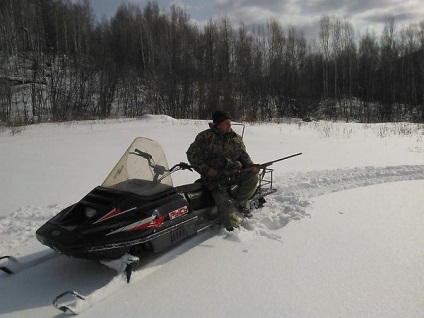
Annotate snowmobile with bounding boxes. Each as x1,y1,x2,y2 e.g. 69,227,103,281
36,136,296,262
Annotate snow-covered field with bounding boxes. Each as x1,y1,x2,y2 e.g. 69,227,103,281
1,116,423,317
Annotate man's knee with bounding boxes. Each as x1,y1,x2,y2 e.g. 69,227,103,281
242,172,258,189
235,173,258,202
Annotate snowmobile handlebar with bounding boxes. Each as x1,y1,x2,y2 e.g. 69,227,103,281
156,162,193,183
169,162,193,172
130,148,167,182
130,149,193,172
129,149,152,160
130,147,194,182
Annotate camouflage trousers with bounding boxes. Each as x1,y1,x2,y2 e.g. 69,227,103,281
209,172,258,229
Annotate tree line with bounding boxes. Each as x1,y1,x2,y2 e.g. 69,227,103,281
1,0,423,124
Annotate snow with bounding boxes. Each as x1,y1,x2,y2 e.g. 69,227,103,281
0,116,423,317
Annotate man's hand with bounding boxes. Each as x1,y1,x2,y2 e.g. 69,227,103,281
250,164,260,174
206,168,218,177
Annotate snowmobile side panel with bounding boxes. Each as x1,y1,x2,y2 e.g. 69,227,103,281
149,215,198,252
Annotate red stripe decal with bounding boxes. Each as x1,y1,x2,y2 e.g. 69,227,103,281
128,215,168,231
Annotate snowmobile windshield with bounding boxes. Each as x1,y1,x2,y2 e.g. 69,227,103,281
101,137,173,197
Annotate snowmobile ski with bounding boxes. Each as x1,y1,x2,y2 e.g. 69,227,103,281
53,290,86,315
0,251,58,276
51,228,219,315
0,256,18,274
52,253,140,314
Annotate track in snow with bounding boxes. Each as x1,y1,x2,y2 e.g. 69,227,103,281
276,164,424,199
245,165,424,236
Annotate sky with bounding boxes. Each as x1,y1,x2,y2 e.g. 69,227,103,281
86,0,424,39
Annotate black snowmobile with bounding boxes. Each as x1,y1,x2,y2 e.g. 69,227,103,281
36,136,283,261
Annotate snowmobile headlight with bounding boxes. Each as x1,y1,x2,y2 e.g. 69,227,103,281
85,207,97,218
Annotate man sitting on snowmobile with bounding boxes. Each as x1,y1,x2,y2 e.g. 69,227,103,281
186,110,260,231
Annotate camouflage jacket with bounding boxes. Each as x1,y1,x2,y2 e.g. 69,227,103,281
186,123,254,177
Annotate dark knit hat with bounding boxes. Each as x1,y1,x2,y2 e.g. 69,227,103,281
212,110,232,126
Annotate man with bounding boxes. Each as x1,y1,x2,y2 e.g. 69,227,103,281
186,110,260,231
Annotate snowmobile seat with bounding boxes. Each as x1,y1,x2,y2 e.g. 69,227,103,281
176,183,214,211
176,182,204,194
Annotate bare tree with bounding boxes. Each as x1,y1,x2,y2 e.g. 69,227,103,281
319,15,331,99
358,31,379,122
379,16,398,121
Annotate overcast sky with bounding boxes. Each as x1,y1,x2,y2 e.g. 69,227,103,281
87,0,424,39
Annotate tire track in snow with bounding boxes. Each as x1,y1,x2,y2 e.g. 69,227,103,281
244,165,424,238
276,164,424,199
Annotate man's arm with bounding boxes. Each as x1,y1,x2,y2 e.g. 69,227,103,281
186,134,210,176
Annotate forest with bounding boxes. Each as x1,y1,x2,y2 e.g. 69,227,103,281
0,0,423,125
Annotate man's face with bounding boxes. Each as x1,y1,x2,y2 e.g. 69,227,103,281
216,119,232,133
